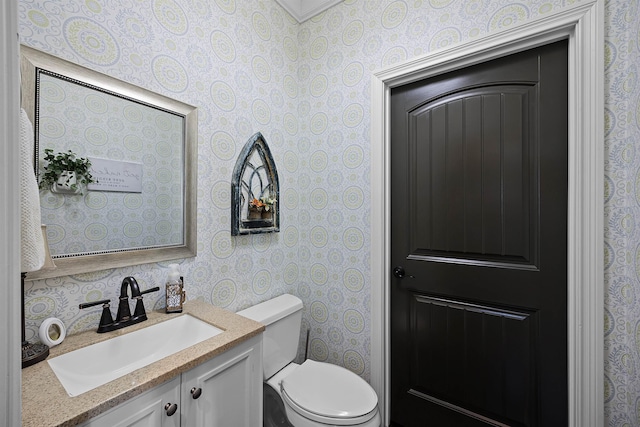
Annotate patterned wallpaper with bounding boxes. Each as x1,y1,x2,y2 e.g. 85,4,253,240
603,0,640,424
17,0,639,424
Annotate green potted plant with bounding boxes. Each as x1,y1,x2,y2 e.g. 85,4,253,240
39,149,96,194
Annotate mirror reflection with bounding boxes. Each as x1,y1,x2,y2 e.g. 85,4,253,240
38,73,185,257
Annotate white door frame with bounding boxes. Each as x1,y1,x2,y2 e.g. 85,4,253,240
0,0,22,425
369,1,604,426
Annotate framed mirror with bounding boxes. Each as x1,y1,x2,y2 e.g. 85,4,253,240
20,45,197,280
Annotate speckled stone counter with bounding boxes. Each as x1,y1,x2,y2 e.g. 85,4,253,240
22,300,264,427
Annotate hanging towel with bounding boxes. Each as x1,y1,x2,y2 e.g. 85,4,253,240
20,108,46,273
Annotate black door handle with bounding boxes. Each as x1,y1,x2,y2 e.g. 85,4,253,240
393,266,414,279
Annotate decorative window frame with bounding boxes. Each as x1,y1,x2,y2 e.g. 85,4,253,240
231,132,280,235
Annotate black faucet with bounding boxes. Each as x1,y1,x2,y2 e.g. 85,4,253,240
79,277,160,333
116,276,141,322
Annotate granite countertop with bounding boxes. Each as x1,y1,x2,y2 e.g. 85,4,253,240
22,299,265,427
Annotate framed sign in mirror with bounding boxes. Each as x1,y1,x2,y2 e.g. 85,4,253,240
20,45,197,280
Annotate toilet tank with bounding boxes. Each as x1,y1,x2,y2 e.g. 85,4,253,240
237,294,303,379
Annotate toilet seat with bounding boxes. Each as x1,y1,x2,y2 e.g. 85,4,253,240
280,360,379,426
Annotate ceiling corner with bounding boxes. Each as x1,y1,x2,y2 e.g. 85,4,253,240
274,0,344,23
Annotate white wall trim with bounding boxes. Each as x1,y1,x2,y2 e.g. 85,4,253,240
273,0,344,23
0,0,22,425
370,1,604,426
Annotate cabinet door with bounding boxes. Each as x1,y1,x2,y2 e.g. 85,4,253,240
81,377,181,427
182,334,263,427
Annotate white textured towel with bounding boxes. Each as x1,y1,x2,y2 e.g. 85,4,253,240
20,108,46,273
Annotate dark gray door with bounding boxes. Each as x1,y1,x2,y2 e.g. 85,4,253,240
390,40,568,426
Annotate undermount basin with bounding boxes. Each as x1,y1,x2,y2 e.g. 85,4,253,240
48,315,223,397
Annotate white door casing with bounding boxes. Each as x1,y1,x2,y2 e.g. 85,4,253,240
0,0,22,426
0,0,22,425
369,1,604,426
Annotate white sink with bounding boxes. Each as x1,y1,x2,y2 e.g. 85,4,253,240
48,315,223,397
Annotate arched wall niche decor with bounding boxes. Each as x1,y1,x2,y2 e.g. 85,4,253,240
231,132,280,235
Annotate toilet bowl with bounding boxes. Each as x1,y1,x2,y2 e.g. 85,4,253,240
238,294,381,427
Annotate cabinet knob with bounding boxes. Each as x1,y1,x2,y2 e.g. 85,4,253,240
190,387,202,399
164,402,178,416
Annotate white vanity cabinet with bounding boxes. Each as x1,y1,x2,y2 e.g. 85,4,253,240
181,334,263,426
80,377,181,427
81,335,262,427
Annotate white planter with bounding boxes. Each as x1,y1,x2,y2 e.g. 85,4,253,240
51,171,79,194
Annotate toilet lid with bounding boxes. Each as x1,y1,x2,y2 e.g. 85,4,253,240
280,360,378,422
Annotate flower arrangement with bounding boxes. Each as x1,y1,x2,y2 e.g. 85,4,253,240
248,195,277,220
260,195,277,211
249,196,277,211
249,198,265,210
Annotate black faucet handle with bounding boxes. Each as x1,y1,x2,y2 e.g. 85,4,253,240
138,286,160,297
79,299,114,333
79,299,111,309
133,287,160,318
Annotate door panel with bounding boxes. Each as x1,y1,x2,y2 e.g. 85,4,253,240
410,296,536,425
409,86,536,266
390,41,568,426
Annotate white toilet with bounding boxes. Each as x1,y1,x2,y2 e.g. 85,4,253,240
238,294,381,427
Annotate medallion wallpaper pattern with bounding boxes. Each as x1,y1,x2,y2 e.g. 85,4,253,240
17,0,640,424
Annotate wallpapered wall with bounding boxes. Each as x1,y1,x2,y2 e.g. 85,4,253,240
18,0,640,424
604,0,640,424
